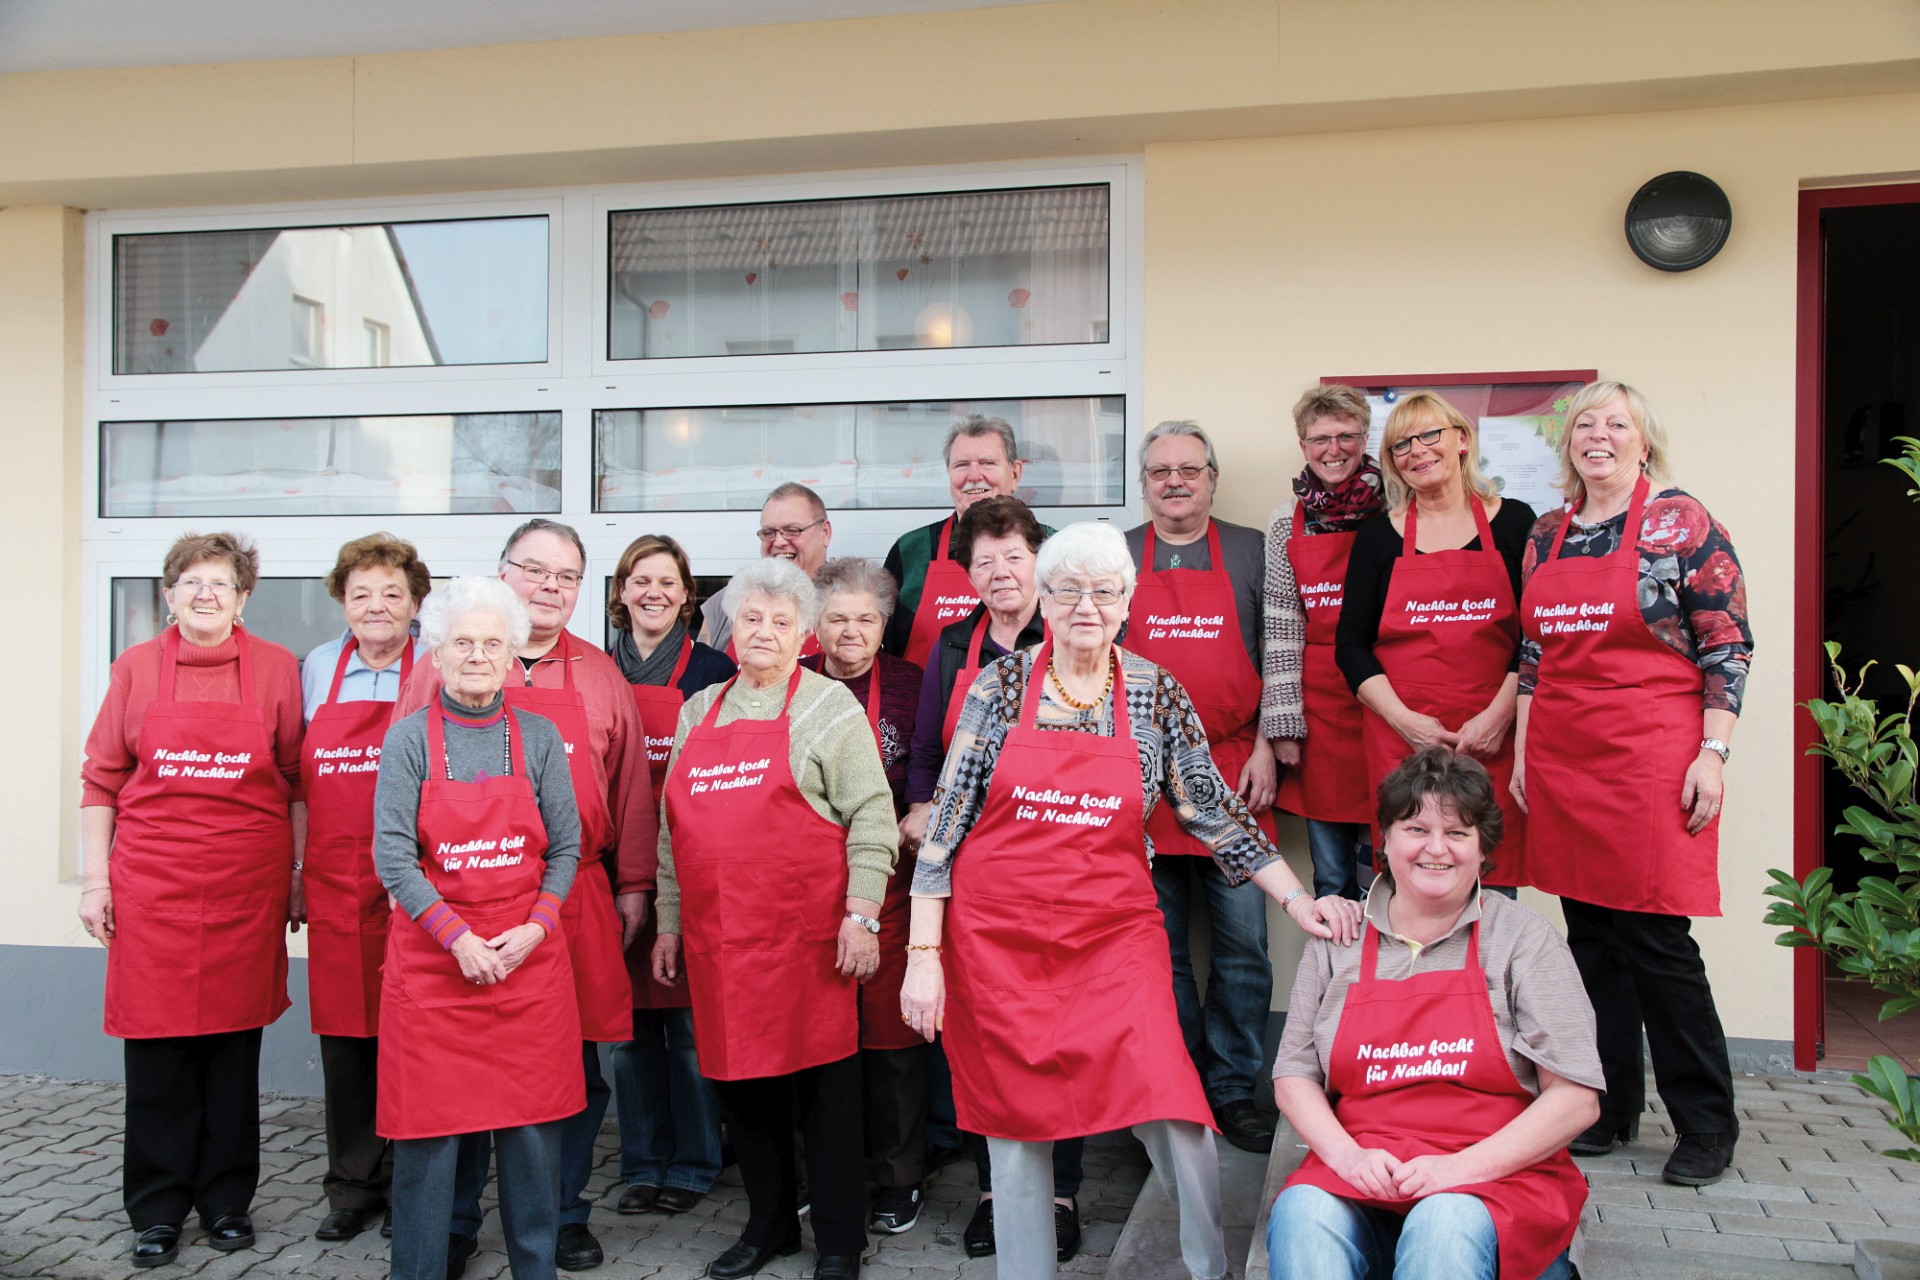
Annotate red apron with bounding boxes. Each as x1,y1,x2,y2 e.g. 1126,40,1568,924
940,612,1048,749
1361,499,1527,886
945,642,1214,1139
1128,521,1277,855
105,627,292,1040
665,667,859,1080
301,640,412,1038
376,705,584,1139
903,517,983,670
1284,921,1587,1280
843,664,918,1051
626,636,695,1012
509,632,631,1041
1275,502,1373,825
1522,479,1720,916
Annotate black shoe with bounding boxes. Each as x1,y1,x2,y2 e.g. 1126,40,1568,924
315,1205,378,1241
869,1184,922,1234
1663,1131,1738,1186
962,1198,995,1258
556,1222,603,1271
132,1225,180,1269
707,1234,802,1279
617,1183,660,1214
1569,1112,1641,1157
1054,1198,1080,1264
204,1214,255,1252
1213,1099,1277,1154
815,1254,861,1279
656,1186,704,1214
925,1140,968,1175
446,1232,479,1280
381,1207,394,1239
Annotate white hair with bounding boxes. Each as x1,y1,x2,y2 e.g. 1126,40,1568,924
1138,419,1220,478
1035,522,1137,594
814,556,898,620
722,557,822,631
418,576,532,651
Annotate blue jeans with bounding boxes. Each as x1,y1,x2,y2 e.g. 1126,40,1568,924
454,1042,609,1236
393,1122,562,1280
612,1007,723,1194
1152,854,1273,1106
1305,821,1371,901
1266,1184,1571,1280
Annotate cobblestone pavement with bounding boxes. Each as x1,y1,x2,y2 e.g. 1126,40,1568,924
0,1073,1147,1279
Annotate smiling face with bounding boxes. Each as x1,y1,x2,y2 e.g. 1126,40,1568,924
1389,416,1465,499
966,531,1038,625
1142,433,1217,530
1382,795,1486,913
501,528,583,643
732,591,805,682
1568,391,1648,497
818,589,885,676
946,432,1024,516
342,564,418,652
758,494,832,575
1301,413,1368,487
1038,571,1130,659
619,552,688,643
168,557,249,646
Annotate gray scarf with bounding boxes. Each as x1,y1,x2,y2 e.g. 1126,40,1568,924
611,619,688,687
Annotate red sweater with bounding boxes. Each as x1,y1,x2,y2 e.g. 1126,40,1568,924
82,629,306,808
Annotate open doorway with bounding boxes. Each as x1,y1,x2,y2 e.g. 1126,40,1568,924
1797,185,1920,1071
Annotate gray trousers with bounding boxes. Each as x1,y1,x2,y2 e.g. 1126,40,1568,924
986,1119,1227,1280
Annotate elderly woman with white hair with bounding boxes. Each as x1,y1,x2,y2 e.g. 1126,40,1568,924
372,576,584,1280
650,557,899,1280
900,522,1362,1280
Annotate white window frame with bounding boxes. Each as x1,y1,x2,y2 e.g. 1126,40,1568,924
82,157,1145,720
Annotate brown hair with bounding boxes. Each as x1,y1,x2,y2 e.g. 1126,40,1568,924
324,533,431,604
1292,384,1372,439
607,534,699,633
953,495,1046,566
1374,746,1504,883
163,531,260,595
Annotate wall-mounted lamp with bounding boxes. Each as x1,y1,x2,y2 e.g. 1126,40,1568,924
1624,171,1732,272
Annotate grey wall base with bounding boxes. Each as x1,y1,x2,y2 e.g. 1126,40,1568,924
0,943,1803,1097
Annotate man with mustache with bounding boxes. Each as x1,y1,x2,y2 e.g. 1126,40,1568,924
1122,420,1281,1156
699,483,832,659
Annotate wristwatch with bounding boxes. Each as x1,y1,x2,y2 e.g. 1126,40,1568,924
846,912,881,935
1699,738,1731,763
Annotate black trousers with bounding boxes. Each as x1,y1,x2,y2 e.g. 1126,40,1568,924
123,1028,263,1230
319,1034,393,1211
715,1054,865,1256
1560,897,1737,1135
861,1044,927,1188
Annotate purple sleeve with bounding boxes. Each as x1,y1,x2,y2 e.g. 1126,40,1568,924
906,657,948,805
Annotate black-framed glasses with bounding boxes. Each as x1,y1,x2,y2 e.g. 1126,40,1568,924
506,559,584,589
756,517,827,543
1386,425,1461,458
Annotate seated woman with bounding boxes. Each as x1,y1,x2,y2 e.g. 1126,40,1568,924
1266,747,1600,1280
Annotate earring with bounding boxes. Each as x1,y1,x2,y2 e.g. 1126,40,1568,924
165,613,178,626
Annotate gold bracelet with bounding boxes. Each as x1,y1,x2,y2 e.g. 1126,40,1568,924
905,944,942,953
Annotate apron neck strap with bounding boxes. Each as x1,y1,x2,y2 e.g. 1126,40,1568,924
1403,496,1495,561
1359,912,1480,981
866,660,883,742
1142,519,1224,577
702,663,805,728
965,610,991,667
669,634,694,687
936,515,955,561
1023,640,1130,739
1551,475,1650,559
1291,499,1307,539
326,635,412,704
429,701,518,779
165,624,258,702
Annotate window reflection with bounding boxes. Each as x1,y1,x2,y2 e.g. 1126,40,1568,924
113,216,549,374
609,186,1110,359
594,396,1125,511
112,578,341,662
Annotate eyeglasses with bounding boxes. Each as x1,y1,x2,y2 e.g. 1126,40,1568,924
756,517,827,543
174,577,237,597
506,559,584,589
1143,464,1212,484
1386,425,1461,458
447,637,509,658
1303,431,1366,452
1046,586,1125,608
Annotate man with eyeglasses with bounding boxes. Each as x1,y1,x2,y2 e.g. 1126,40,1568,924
698,482,831,660
1122,420,1281,1156
882,415,1049,665
394,517,654,1276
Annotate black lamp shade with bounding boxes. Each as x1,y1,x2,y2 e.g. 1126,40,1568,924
1624,171,1732,272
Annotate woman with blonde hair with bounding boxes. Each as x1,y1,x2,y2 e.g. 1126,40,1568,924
1334,392,1534,889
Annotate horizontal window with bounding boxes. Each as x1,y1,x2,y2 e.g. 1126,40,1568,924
102,412,562,517
594,395,1125,512
113,216,549,374
608,185,1109,359
112,578,342,664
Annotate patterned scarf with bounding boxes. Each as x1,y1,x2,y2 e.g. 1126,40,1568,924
1293,457,1385,534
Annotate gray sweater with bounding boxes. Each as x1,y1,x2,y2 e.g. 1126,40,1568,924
375,691,581,921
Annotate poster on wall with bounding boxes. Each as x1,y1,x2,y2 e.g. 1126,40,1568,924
1323,371,1596,518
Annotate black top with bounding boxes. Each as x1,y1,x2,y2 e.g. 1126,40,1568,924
1335,499,1537,694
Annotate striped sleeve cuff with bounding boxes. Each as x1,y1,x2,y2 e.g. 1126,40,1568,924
419,901,471,950
526,891,562,937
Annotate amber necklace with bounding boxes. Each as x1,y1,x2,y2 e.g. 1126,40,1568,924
1048,650,1115,711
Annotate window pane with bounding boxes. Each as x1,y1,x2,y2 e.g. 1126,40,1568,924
113,216,549,374
112,578,342,663
594,396,1124,511
609,186,1109,359
102,411,562,517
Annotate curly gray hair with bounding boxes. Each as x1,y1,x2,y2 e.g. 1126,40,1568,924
813,557,898,620
418,576,531,652
1035,521,1136,595
722,557,822,632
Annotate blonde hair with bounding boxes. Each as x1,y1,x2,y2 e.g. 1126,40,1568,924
1291,384,1372,439
1379,392,1497,514
1553,381,1674,508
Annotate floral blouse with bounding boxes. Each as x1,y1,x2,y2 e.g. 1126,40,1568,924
1518,487,1752,712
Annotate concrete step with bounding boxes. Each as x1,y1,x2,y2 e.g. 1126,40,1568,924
1106,1135,1282,1280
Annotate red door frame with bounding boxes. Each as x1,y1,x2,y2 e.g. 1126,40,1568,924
1794,182,1920,1070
